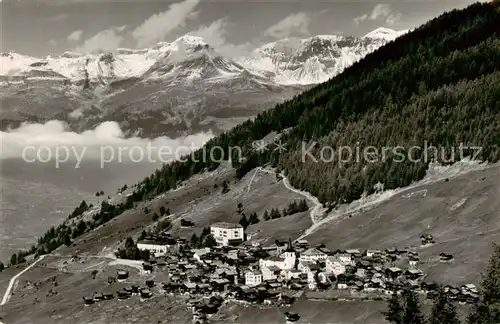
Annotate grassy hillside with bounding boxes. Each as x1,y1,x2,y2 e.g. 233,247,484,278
8,1,500,264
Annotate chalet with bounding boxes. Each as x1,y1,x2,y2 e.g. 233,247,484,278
386,267,403,279
285,312,300,324
211,278,230,291
93,292,104,302
291,282,305,290
83,297,94,305
245,270,263,287
421,282,439,292
294,240,309,249
366,249,382,258
140,289,153,298
103,292,114,300
116,270,129,280
334,252,353,265
317,246,332,255
386,281,403,292
198,283,212,294
299,248,327,262
447,287,460,300
163,282,180,293
298,261,319,275
116,290,130,299
409,255,419,267
405,269,423,280
407,279,420,289
137,240,169,254
365,278,384,290
262,265,281,281
193,248,211,262
282,269,302,280
462,284,479,294
355,268,367,278
358,260,372,269
440,253,454,262
420,234,435,245
345,249,362,257
325,256,345,276
385,247,404,255
280,294,295,306
266,280,281,290
183,282,198,293
352,280,365,291
180,219,195,228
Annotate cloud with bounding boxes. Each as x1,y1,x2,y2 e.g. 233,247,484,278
74,26,126,53
48,39,58,46
354,4,402,26
263,12,311,39
0,120,214,165
67,30,83,42
132,0,200,48
189,18,252,58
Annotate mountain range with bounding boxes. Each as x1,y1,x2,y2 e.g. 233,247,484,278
0,27,407,138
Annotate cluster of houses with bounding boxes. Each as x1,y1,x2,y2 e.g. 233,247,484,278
87,222,477,319
83,270,155,305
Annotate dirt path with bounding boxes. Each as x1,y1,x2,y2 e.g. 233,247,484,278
246,167,325,237
0,255,46,306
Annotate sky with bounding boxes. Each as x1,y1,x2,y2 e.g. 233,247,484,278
0,0,488,57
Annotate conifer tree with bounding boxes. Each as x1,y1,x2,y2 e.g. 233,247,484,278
384,293,404,324
403,288,425,324
190,233,199,247
263,210,270,221
248,212,260,224
239,214,249,229
467,244,500,324
384,288,424,324
429,287,460,324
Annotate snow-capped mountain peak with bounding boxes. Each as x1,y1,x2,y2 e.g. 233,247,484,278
1,28,405,86
172,35,209,49
364,27,408,41
238,28,406,85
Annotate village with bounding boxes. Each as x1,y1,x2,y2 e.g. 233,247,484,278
79,221,480,323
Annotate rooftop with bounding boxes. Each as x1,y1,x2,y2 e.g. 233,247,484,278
211,222,243,229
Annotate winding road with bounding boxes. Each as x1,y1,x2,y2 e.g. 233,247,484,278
246,167,325,240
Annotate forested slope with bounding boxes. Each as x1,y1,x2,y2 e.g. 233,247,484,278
9,1,500,263
141,0,500,207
